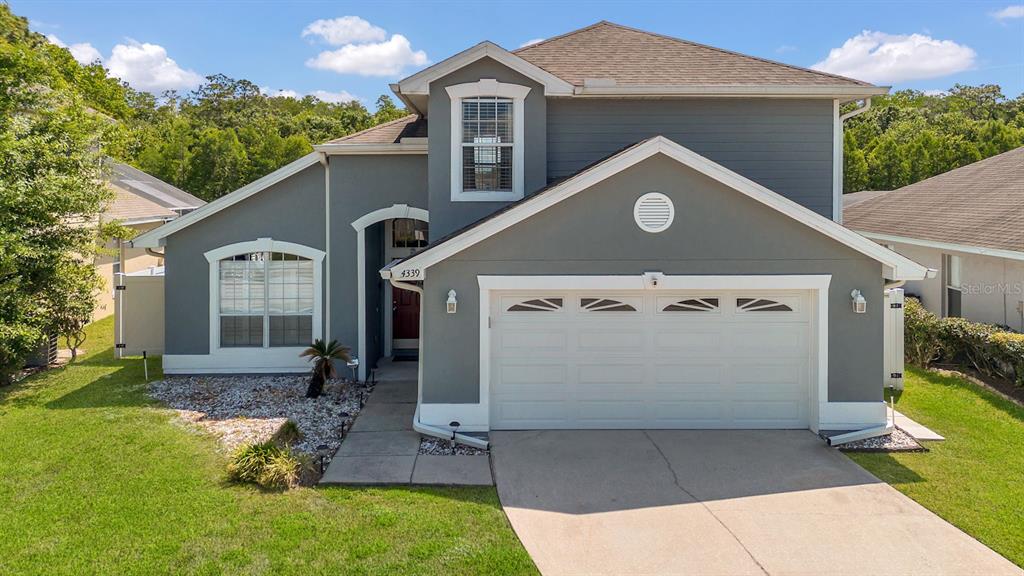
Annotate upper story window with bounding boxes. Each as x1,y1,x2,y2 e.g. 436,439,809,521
462,97,513,193
446,79,530,202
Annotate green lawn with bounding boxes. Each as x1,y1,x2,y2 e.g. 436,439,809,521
848,367,1024,567
0,317,536,575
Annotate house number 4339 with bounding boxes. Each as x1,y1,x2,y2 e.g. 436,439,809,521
399,269,421,279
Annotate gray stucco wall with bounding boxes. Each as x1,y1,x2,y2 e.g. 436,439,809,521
427,57,547,238
328,154,427,356
164,163,327,355
164,154,427,362
547,98,835,217
420,153,883,405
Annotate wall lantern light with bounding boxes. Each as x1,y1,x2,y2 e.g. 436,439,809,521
850,289,867,314
446,290,457,314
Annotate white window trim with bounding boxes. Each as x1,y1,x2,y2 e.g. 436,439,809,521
447,79,531,202
203,238,325,366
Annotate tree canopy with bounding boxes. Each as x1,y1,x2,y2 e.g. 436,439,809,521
843,85,1024,193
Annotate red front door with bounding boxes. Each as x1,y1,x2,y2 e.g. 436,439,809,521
392,287,420,344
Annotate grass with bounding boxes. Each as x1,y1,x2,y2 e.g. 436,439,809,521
848,367,1024,567
0,317,536,575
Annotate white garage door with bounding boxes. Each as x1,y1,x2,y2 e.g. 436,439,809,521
490,290,811,429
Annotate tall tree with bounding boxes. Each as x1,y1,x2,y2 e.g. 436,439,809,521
0,6,112,380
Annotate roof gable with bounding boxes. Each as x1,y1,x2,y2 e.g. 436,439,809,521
845,147,1024,254
131,152,322,248
396,41,574,96
386,137,929,281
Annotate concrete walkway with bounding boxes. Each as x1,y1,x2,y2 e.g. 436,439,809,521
492,430,1020,576
320,360,491,486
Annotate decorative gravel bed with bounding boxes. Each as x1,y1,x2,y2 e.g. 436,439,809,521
150,375,368,464
837,428,926,452
418,436,489,456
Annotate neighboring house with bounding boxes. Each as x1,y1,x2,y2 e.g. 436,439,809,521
845,146,1024,331
93,160,203,320
132,21,928,435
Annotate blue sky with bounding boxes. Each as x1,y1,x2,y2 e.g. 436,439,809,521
18,1,1024,106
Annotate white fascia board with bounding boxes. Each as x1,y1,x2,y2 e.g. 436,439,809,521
572,84,889,99
392,136,929,281
477,274,831,291
396,41,574,96
858,231,1024,263
131,152,322,248
313,143,428,155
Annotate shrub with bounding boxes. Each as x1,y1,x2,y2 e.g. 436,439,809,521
990,332,1024,386
904,298,941,366
228,441,304,490
936,316,1000,375
904,297,1024,386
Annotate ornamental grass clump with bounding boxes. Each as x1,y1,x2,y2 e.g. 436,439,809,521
227,441,304,490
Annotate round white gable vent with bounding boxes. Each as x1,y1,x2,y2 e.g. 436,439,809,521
633,192,675,233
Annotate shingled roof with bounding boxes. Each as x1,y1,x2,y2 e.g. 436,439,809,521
102,159,204,224
324,114,427,145
513,21,872,88
845,147,1024,254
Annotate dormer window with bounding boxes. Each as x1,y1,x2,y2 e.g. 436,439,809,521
447,79,530,202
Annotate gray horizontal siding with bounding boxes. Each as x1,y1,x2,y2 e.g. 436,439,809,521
547,98,835,217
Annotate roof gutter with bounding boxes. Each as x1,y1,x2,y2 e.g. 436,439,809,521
571,84,889,98
840,97,872,121
313,143,428,155
382,269,489,450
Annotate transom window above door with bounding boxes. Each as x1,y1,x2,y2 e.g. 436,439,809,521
219,251,314,348
392,218,428,249
446,79,530,202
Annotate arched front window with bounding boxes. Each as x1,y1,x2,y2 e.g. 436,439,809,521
219,252,314,347
205,239,324,352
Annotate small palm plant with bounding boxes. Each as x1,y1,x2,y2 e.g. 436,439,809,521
300,339,351,398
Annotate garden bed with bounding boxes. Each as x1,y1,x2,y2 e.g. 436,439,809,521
837,428,926,452
150,375,368,466
419,436,489,456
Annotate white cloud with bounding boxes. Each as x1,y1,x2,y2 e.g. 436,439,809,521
261,86,359,103
302,16,386,45
922,89,947,96
519,38,545,48
106,40,203,92
261,87,301,99
306,34,428,76
44,34,102,65
310,89,359,103
811,31,976,84
992,5,1024,19
69,43,103,65
775,44,798,54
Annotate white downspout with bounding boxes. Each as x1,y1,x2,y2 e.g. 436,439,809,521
321,152,331,343
834,97,873,225
384,271,489,449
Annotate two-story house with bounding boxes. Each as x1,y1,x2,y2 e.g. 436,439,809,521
132,22,928,439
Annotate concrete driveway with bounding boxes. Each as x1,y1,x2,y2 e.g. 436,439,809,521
491,430,1021,576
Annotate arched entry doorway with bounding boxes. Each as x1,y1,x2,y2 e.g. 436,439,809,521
351,204,428,380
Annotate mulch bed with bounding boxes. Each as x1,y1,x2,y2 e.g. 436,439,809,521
150,375,370,468
419,436,489,456
837,428,927,452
